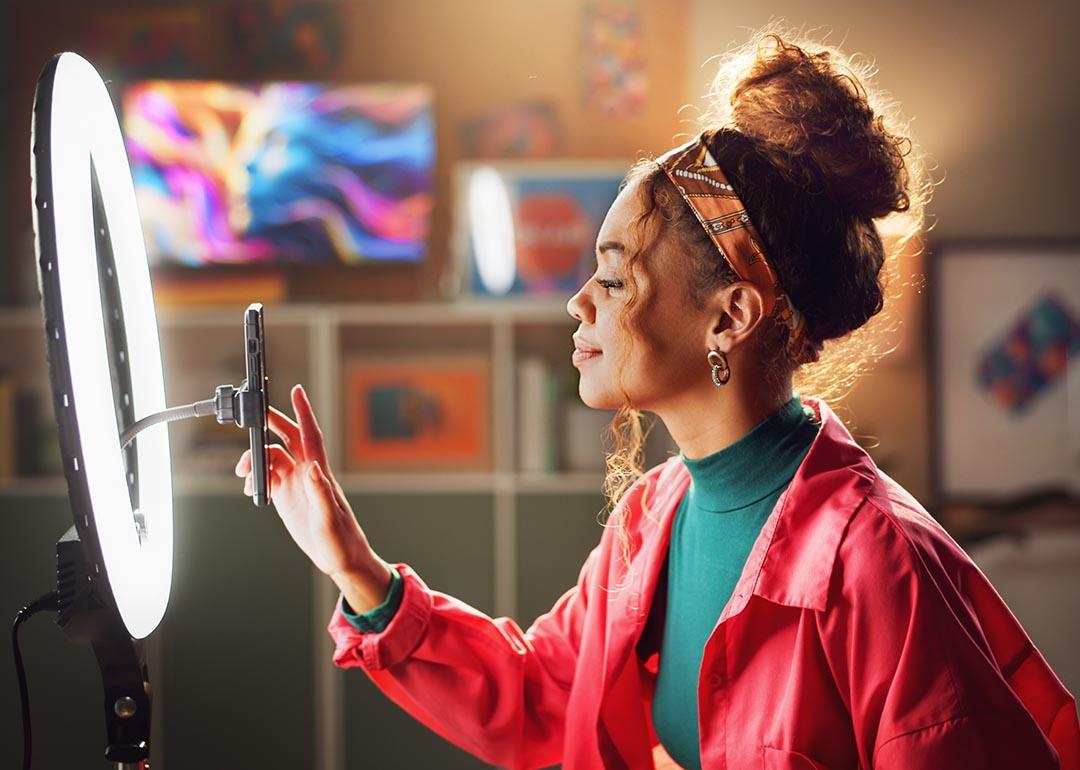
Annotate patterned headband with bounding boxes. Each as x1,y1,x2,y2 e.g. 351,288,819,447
653,130,814,363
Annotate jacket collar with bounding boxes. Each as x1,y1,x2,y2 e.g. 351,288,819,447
638,394,877,620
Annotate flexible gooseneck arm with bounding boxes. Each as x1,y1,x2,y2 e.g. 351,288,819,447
119,383,259,448
118,399,216,447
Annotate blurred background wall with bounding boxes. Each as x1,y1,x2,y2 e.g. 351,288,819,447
0,1,1076,768
691,1,1080,239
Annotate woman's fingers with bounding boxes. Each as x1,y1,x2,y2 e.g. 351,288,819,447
243,465,289,497
266,385,328,470
235,449,251,477
292,384,330,471
267,444,295,472
267,406,302,458
240,445,296,496
247,385,338,504
305,460,339,513
235,445,294,477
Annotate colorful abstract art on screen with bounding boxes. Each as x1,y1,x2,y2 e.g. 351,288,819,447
975,292,1080,415
122,81,435,266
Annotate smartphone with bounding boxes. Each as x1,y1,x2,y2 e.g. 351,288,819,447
243,303,270,507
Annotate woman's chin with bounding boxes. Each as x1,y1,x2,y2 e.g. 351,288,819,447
576,383,617,411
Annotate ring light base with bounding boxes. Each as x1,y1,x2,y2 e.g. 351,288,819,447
57,527,151,764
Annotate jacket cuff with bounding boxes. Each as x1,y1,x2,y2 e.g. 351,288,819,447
341,567,404,632
327,563,433,670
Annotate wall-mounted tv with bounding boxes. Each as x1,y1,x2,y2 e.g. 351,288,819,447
121,81,435,267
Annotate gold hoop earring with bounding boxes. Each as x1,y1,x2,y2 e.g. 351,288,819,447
707,349,730,387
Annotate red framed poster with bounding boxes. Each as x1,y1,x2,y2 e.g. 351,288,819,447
343,353,491,471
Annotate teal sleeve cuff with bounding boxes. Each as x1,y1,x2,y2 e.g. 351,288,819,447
341,568,404,633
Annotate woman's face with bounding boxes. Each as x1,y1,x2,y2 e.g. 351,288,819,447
565,179,713,412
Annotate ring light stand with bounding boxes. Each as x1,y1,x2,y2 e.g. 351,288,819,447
14,52,271,768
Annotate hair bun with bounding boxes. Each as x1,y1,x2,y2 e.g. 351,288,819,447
706,31,914,222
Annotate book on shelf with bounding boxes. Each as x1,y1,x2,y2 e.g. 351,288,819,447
561,401,609,473
517,356,561,473
518,356,613,475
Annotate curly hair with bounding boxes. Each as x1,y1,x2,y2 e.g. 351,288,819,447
595,23,936,578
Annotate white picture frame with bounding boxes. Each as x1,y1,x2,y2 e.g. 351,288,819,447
929,240,1080,505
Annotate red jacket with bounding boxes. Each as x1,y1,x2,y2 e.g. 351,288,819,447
327,395,1080,769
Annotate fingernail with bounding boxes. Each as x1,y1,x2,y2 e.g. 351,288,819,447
309,462,320,481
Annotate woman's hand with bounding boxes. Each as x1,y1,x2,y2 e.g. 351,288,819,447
235,384,394,613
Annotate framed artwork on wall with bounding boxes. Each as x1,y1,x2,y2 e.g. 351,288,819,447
83,7,211,77
342,354,491,471
929,239,1080,506
446,160,630,300
459,101,563,159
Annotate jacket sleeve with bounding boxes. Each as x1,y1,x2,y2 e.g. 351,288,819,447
819,497,1077,770
327,543,602,770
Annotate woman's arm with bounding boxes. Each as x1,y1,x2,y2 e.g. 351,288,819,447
238,383,656,769
328,546,602,770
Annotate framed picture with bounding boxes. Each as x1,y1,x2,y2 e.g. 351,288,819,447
460,101,563,159
447,160,631,300
342,353,491,471
83,7,211,77
929,240,1080,506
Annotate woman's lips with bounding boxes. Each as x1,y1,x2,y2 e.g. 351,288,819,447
572,349,602,365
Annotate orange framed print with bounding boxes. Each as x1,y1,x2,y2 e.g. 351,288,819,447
342,353,491,471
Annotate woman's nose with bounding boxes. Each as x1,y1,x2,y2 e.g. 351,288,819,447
566,286,592,323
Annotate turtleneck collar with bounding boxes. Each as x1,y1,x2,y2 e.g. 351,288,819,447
677,393,819,513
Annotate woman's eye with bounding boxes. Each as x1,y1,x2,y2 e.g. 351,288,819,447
595,278,624,291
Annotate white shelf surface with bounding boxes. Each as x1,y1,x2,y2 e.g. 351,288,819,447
0,470,606,498
0,299,577,329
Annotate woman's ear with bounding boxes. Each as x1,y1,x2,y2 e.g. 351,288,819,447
704,281,767,352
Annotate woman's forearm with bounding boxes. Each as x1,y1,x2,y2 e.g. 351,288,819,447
331,554,394,614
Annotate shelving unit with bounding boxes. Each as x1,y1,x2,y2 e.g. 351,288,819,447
0,299,661,499
0,298,659,590
0,298,676,770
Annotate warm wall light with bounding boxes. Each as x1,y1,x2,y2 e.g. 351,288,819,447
35,52,172,641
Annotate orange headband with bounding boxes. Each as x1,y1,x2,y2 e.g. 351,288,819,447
654,130,813,363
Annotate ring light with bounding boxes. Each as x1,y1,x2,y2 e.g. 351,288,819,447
17,51,273,767
32,51,172,640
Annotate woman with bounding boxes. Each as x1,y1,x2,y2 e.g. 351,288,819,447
235,27,1079,769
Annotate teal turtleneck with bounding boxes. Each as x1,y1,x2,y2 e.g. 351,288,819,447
652,393,821,770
